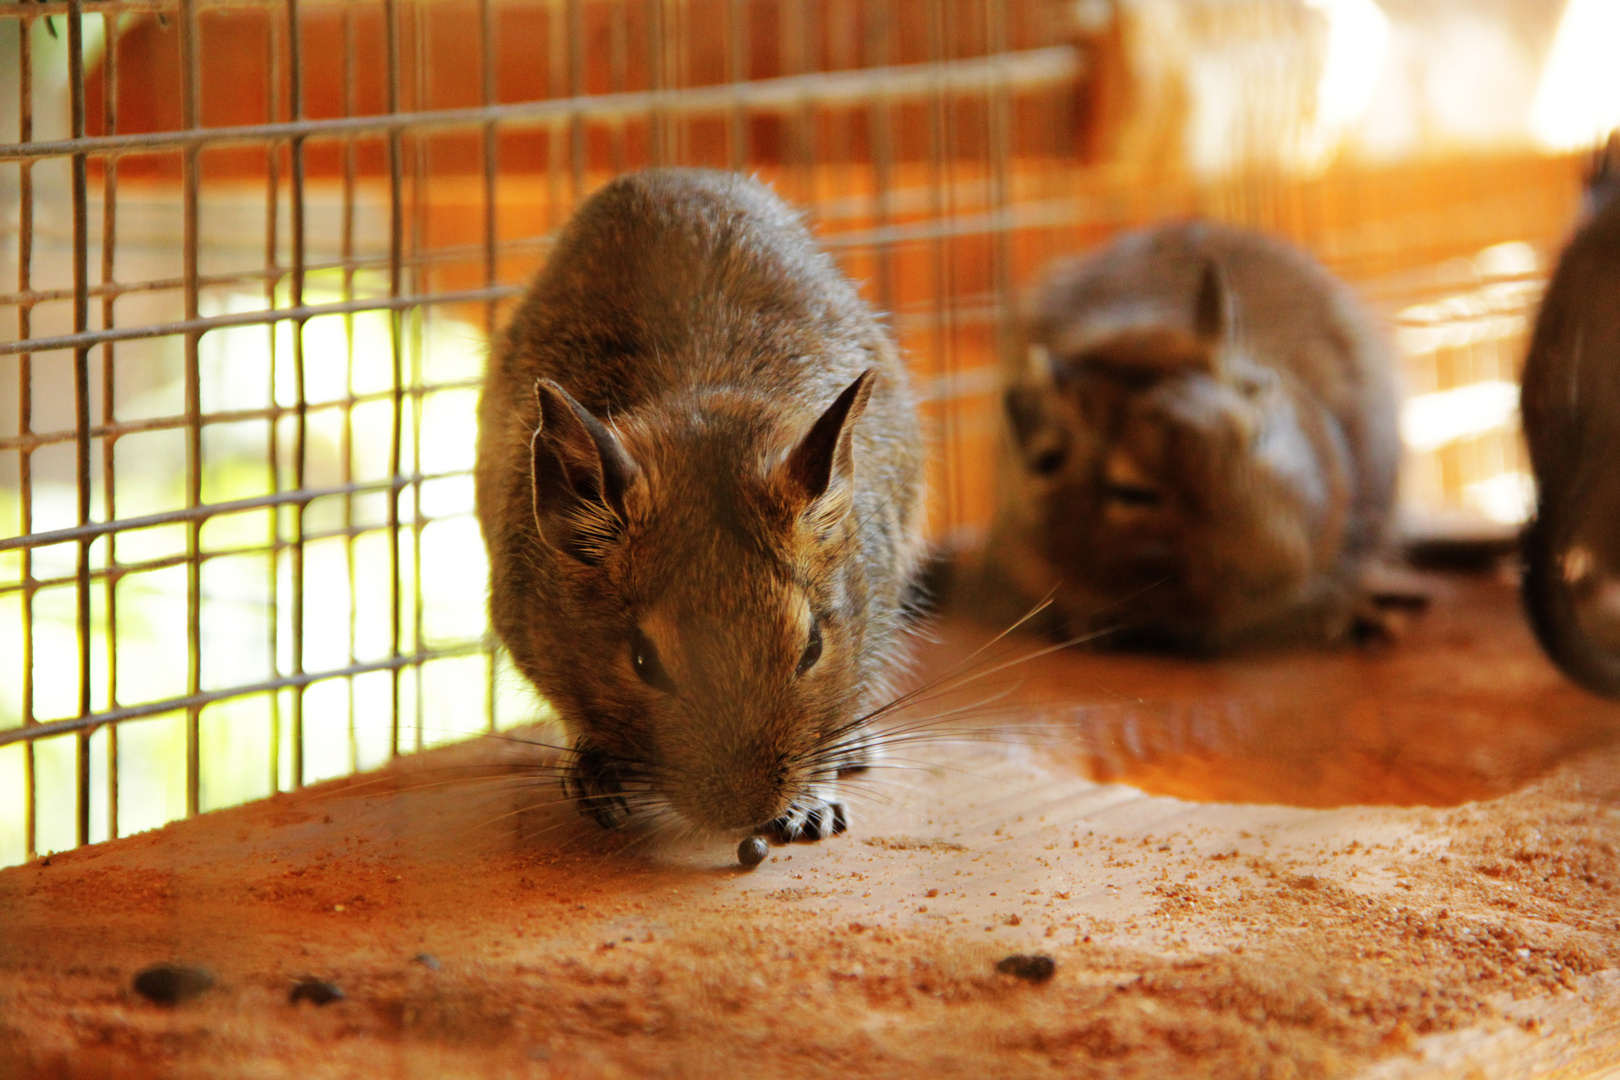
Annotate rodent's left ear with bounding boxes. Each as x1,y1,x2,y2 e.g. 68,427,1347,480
531,379,641,564
779,369,875,506
1004,383,1050,452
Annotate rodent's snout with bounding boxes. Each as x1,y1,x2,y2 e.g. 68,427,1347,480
681,769,796,833
1101,447,1168,517
661,735,803,833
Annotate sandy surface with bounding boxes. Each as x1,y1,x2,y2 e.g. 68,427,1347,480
4,573,1620,1079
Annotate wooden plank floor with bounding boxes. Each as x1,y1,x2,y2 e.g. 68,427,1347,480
3,571,1620,1079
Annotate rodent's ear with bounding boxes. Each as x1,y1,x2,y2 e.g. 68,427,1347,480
1193,259,1228,346
781,370,875,505
531,379,640,563
1025,342,1056,387
1004,384,1049,452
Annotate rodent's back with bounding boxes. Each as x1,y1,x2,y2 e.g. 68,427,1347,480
492,170,871,408
1521,174,1620,501
1520,149,1620,698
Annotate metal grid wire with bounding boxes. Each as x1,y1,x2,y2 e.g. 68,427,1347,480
0,0,1591,866
0,0,1089,864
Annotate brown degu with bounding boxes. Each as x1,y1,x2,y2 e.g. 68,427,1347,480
1520,135,1620,698
984,221,1399,652
475,169,926,842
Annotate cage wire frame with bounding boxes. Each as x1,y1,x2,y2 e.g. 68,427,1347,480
1,0,1091,863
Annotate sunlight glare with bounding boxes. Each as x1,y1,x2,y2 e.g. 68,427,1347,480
1530,0,1620,151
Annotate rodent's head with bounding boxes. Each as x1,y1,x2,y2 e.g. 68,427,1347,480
1583,129,1620,222
520,371,878,832
1005,261,1334,642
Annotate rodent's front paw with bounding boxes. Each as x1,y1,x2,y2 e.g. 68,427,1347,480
560,745,633,830
762,796,848,843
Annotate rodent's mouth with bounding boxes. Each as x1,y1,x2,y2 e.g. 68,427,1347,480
1103,481,1166,508
662,780,801,835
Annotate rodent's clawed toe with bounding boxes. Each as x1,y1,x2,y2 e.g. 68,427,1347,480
560,745,634,830
1348,583,1432,646
764,798,848,843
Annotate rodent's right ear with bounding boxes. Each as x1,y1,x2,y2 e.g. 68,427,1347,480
781,370,875,505
531,379,641,564
1193,259,1229,346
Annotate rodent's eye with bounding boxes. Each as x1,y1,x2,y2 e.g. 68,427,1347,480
1031,447,1067,477
796,617,824,678
629,627,676,693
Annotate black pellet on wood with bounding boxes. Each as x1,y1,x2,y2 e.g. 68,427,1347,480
995,954,1056,982
132,964,215,1006
738,835,770,869
289,977,345,1006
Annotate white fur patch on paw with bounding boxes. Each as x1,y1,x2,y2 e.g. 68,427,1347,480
764,792,848,842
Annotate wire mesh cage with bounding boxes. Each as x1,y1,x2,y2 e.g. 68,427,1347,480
0,0,1604,867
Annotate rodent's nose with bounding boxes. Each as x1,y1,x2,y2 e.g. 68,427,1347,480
684,781,792,832
1102,449,1166,513
664,746,796,833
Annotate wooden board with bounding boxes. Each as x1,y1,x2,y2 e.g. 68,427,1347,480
3,572,1620,1079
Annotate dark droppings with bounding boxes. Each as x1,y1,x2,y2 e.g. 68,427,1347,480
738,835,770,869
132,963,215,1006
288,977,345,1006
996,954,1057,982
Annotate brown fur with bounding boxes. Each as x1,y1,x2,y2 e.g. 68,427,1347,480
475,169,925,835
984,220,1398,652
1520,134,1620,698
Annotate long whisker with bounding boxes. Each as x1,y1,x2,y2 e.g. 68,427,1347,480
857,593,1059,716
331,759,570,788
454,788,677,850
824,688,1030,754
879,619,1118,718
820,620,1104,756
874,620,1091,715
827,603,1052,738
